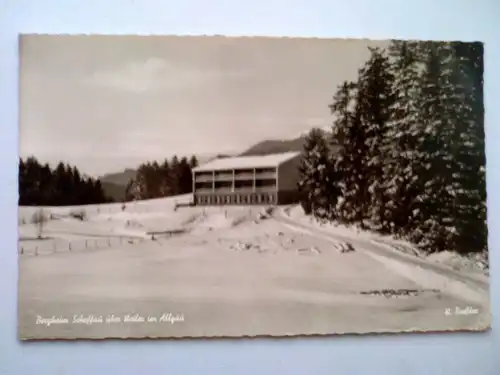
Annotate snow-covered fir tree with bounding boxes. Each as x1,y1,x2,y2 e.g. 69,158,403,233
441,42,487,254
355,47,395,232
385,40,425,237
300,40,486,256
297,128,336,221
329,81,371,225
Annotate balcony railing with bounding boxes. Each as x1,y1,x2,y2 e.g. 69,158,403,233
254,172,276,179
213,174,233,181
194,175,213,183
195,186,276,194
232,173,253,180
196,173,278,184
197,171,277,181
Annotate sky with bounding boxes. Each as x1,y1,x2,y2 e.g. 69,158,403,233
19,35,388,177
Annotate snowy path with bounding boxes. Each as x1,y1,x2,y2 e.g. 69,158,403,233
18,204,490,339
274,211,489,305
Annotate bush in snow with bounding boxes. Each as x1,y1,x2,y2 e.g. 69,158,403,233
31,208,48,239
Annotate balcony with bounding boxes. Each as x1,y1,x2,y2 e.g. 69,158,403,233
233,173,254,180
195,186,276,194
196,171,277,182
254,172,276,180
194,175,214,183
213,173,233,181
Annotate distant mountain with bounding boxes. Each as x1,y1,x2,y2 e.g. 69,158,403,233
100,181,128,202
100,168,137,186
239,136,307,156
98,169,135,202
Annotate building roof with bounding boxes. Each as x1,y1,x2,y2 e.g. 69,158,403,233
192,151,301,172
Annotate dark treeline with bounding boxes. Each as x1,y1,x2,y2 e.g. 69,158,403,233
125,155,199,201
298,40,486,255
19,157,111,206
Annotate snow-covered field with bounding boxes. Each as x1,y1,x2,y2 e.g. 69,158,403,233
18,196,490,339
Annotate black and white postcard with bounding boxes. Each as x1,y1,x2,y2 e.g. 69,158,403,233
18,35,490,340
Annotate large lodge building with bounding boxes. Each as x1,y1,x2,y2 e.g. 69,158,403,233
192,151,302,206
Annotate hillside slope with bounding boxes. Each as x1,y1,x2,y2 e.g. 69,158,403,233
100,168,136,186
239,136,306,156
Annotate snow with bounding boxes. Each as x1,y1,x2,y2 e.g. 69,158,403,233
18,196,490,339
283,204,488,275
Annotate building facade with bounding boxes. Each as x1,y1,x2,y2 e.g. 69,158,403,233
192,152,302,206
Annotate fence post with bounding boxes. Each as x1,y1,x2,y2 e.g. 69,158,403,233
20,247,23,255
35,246,38,256
69,242,72,251
85,239,88,248
108,238,111,247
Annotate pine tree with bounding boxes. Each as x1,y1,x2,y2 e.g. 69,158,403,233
413,41,455,252
39,163,54,205
329,81,356,223
189,155,199,169
149,161,162,198
177,157,193,194
93,179,107,203
170,155,180,195
134,163,149,200
18,158,27,205
24,157,42,205
160,159,173,197
441,42,486,254
356,47,395,232
385,40,424,236
53,162,68,205
297,128,335,220
329,83,370,225
18,158,111,206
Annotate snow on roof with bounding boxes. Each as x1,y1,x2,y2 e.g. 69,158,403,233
192,151,301,172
